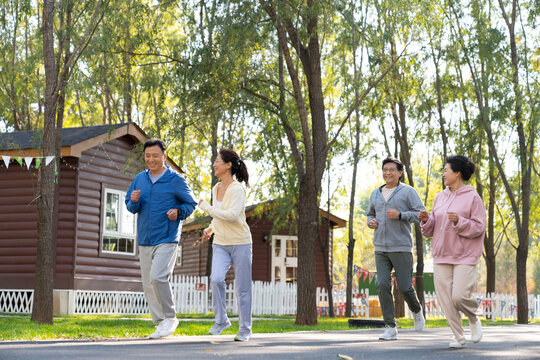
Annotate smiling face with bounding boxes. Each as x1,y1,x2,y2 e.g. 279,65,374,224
144,145,166,175
382,162,403,188
213,154,231,179
443,163,461,188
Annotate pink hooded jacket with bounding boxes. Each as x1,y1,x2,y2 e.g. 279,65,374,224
421,185,486,265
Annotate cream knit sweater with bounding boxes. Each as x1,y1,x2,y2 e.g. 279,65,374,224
198,180,252,245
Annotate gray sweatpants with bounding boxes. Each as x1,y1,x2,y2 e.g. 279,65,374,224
375,251,421,327
211,243,252,336
139,242,178,324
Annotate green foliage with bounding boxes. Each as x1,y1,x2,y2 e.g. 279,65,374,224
0,0,538,302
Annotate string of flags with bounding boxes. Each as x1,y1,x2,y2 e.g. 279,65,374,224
353,265,425,287
354,265,378,285
1,155,55,169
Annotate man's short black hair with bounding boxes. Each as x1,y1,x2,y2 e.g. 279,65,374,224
382,157,404,171
144,139,166,152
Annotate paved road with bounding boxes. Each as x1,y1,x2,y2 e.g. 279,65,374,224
1,325,538,360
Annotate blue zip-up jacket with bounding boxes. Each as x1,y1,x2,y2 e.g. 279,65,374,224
366,182,425,252
125,166,197,246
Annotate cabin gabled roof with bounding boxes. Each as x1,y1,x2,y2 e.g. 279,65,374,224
0,122,182,173
183,201,346,232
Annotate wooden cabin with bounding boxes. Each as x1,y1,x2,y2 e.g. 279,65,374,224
0,123,345,295
176,204,346,288
0,123,183,292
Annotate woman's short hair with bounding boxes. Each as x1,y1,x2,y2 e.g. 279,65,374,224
445,155,476,181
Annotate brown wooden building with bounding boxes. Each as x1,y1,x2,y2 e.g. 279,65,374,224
0,123,345,293
176,204,346,288
0,123,183,292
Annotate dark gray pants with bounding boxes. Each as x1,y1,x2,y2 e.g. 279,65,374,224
375,251,421,327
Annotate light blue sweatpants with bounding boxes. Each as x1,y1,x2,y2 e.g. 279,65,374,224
211,243,252,336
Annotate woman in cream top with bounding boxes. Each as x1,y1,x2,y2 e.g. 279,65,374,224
198,148,252,341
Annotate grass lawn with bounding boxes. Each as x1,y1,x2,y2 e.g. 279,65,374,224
0,313,531,341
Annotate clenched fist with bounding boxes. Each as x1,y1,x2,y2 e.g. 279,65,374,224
131,190,141,202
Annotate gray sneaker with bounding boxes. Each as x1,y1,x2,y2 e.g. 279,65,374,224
208,320,232,335
234,333,250,342
379,325,397,340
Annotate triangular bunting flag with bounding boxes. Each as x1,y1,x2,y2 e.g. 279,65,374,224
35,157,43,169
1,155,10,168
15,157,23,166
368,272,374,284
23,157,33,169
363,270,369,282
45,156,55,166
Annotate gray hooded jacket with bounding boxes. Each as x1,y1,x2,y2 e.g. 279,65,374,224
366,183,425,252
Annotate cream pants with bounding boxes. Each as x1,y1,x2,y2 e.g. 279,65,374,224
434,264,482,341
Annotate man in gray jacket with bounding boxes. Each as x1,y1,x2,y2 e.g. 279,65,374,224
367,157,425,340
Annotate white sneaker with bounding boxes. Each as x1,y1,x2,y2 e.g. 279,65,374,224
413,310,425,332
208,320,232,335
158,317,179,337
234,333,250,342
470,318,482,343
379,325,397,340
148,322,163,339
449,338,466,348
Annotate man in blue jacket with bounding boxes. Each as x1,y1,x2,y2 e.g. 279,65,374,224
366,157,425,340
125,139,197,339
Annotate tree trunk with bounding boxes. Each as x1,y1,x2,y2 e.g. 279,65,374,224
346,109,360,317
394,286,405,318
205,118,219,277
296,182,319,325
430,42,448,189
122,26,132,123
392,95,425,313
318,173,334,317
32,0,58,325
484,151,496,297
496,0,530,324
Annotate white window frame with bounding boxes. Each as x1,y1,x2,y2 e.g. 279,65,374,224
101,187,137,256
271,235,298,285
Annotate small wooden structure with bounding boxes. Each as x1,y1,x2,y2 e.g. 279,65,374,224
0,123,181,291
0,123,345,294
176,204,346,288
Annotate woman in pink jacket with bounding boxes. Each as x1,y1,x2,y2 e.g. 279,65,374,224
419,155,486,349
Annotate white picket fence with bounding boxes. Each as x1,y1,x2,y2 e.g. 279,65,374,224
407,292,540,321
316,288,370,317
172,274,209,314
2,278,539,321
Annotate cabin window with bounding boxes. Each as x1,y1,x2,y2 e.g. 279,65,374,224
101,188,136,255
271,235,298,285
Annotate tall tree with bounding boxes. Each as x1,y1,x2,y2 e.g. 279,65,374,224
254,0,394,324
448,0,537,323
32,0,105,324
